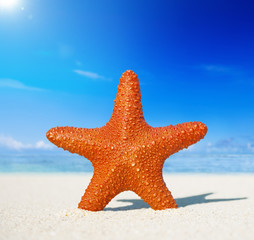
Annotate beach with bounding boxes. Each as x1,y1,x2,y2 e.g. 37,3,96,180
0,174,253,240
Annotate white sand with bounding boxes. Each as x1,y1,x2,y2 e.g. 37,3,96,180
0,174,253,240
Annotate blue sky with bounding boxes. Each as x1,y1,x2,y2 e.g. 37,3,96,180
0,0,254,154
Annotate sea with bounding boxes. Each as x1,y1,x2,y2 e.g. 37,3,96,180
0,153,254,173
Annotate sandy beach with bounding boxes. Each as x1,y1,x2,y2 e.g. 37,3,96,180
0,174,253,240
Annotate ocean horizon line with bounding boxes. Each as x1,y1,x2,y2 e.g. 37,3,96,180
0,153,253,173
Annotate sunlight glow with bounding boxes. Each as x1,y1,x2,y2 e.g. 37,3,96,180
0,0,19,9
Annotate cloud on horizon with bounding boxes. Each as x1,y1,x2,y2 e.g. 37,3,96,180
184,137,254,154
1,133,253,154
0,79,44,91
0,135,53,151
74,69,111,81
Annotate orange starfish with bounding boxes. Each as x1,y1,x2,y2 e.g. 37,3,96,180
46,70,207,211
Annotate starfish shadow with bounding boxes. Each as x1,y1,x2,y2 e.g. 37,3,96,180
104,199,150,211
104,192,247,211
175,192,247,207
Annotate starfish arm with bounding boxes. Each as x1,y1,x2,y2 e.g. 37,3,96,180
78,172,122,211
46,126,106,161
131,172,177,210
152,121,207,158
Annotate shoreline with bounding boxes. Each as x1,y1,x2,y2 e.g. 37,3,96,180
1,174,254,240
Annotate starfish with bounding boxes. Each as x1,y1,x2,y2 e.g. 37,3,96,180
46,70,208,211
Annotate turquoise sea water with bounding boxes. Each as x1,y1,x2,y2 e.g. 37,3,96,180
0,153,254,173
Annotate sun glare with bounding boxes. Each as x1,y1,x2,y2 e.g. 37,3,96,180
0,0,19,9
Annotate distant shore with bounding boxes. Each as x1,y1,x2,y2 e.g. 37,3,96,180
0,174,253,240
1,153,254,173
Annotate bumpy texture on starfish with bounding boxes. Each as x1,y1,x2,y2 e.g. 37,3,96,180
47,70,208,211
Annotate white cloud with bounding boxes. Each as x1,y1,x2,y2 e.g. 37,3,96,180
201,64,232,73
247,143,254,152
0,79,44,91
200,64,242,76
0,135,31,150
35,140,53,150
74,69,111,81
0,135,53,151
